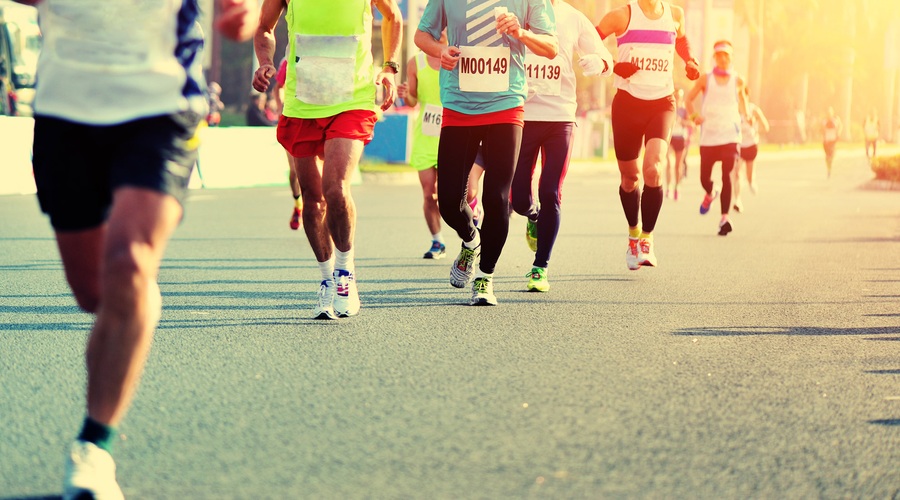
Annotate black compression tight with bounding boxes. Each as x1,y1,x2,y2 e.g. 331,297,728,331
437,123,523,274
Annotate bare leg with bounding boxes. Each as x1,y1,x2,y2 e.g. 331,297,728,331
68,187,183,426
466,163,484,206
642,138,666,188
418,166,441,236
322,138,364,253
295,154,333,262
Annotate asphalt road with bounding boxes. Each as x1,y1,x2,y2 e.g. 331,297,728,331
1,147,898,499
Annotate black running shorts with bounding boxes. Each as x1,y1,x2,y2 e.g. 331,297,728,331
611,90,676,161
32,112,201,231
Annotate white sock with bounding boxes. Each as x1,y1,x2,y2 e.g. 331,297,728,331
432,233,444,244
474,270,492,280
463,231,481,250
318,258,334,282
335,248,354,272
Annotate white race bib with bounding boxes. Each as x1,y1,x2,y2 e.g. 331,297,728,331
294,34,358,106
524,52,562,97
626,46,674,86
422,104,443,137
458,45,510,93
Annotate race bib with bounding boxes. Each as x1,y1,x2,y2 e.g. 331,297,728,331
627,46,674,86
458,46,510,93
295,34,358,106
422,104,443,137
524,52,562,97
50,0,171,71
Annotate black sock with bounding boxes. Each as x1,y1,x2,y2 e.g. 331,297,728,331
619,186,640,228
640,185,664,233
78,417,116,453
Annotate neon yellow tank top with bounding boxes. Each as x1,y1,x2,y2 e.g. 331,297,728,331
410,52,443,171
283,0,375,119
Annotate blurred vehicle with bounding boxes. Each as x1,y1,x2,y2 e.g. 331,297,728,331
0,0,40,116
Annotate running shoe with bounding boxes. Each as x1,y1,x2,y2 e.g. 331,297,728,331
626,237,641,271
313,279,337,320
526,267,549,292
638,237,657,267
423,241,446,260
289,207,302,230
450,243,479,288
749,180,758,195
673,188,679,201
525,218,538,252
333,269,360,317
699,190,719,215
718,220,733,236
63,441,124,500
470,276,498,306
733,200,743,213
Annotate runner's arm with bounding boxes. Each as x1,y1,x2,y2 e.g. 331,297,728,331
251,0,285,93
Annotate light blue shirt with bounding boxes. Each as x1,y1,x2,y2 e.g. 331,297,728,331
418,0,556,115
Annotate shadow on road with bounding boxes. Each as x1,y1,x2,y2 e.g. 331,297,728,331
673,325,900,337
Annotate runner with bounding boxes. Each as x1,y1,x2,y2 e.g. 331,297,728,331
665,87,689,200
19,0,257,497
397,32,486,259
864,108,879,163
510,0,613,292
415,0,558,305
253,0,402,318
822,106,842,178
596,0,700,269
732,86,769,211
684,39,748,236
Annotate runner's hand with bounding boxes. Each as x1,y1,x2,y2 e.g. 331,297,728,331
495,13,523,38
252,64,276,93
377,70,397,111
216,0,258,42
442,46,461,71
397,82,409,100
685,59,700,80
613,61,639,79
578,54,608,77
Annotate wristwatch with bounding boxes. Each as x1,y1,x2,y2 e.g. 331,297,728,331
383,61,399,73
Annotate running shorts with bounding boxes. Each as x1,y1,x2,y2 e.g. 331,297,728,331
739,144,758,161
32,112,201,232
277,109,377,159
611,90,676,161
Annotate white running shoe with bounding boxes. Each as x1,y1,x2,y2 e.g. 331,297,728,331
470,276,498,306
450,243,480,288
638,237,657,267
333,269,360,317
626,237,641,271
313,279,337,320
64,441,124,500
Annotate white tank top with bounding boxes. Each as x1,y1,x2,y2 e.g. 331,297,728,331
740,103,760,147
34,0,207,125
700,73,741,146
614,1,676,101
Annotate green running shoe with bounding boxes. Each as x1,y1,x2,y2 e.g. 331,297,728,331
526,266,549,292
525,218,538,252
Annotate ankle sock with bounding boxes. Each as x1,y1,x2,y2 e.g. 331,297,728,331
78,417,115,453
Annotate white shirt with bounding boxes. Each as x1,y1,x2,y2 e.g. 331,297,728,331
523,1,613,122
34,0,207,125
614,1,677,101
700,72,742,146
